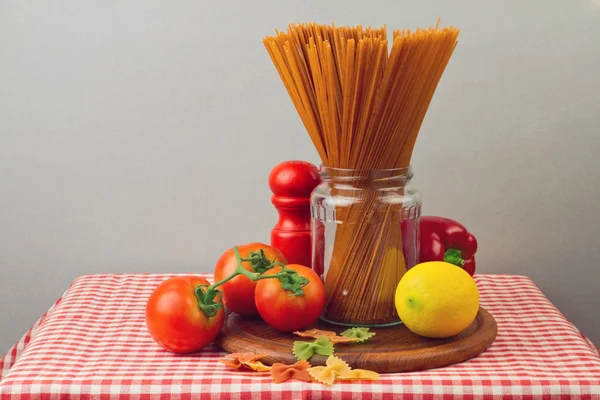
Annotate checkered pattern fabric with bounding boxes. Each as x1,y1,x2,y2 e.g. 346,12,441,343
1,274,599,399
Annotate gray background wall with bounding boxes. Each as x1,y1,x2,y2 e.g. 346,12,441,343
1,0,599,353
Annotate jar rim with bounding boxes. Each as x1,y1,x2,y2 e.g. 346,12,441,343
319,165,413,180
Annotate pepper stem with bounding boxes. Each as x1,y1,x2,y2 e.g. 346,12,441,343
444,248,465,268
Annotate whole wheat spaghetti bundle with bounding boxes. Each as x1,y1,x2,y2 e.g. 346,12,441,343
264,21,459,325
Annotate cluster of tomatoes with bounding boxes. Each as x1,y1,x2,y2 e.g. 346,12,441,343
145,243,325,353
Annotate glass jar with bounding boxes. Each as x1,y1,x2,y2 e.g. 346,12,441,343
311,166,421,327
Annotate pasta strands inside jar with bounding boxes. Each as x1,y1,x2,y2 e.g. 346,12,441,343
263,21,459,326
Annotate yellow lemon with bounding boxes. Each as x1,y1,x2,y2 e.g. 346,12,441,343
395,261,479,338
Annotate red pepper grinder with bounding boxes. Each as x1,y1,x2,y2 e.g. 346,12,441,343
269,161,321,268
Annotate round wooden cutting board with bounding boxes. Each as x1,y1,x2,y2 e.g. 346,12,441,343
215,307,497,373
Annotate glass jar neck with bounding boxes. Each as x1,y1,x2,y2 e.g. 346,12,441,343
319,166,413,184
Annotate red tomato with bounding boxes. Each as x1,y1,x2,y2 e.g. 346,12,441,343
214,243,287,316
255,264,325,332
146,276,224,353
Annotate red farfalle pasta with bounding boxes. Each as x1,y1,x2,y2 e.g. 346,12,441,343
294,329,337,338
294,329,360,343
219,352,270,371
270,360,312,383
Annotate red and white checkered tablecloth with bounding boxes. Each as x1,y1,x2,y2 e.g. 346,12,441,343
1,274,599,400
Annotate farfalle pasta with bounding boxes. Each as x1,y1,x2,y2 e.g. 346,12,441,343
293,336,334,360
307,356,350,385
324,355,351,375
307,355,380,385
270,360,312,383
244,360,271,372
294,329,337,339
337,369,380,381
219,352,271,371
294,329,361,343
340,327,376,343
307,365,337,385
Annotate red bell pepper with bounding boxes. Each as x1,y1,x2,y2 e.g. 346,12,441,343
419,216,478,276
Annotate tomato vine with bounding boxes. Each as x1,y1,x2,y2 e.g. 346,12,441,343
195,246,309,317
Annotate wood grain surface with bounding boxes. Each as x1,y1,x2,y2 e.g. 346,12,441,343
215,307,497,373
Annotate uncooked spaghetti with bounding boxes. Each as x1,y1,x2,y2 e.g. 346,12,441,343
264,21,459,325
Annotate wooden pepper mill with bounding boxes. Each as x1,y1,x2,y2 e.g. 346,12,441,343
269,161,321,268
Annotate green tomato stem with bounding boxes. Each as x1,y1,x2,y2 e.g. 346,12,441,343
253,270,290,280
205,246,261,292
195,246,310,318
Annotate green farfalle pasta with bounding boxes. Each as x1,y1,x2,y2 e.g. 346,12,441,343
292,336,334,360
340,327,375,343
